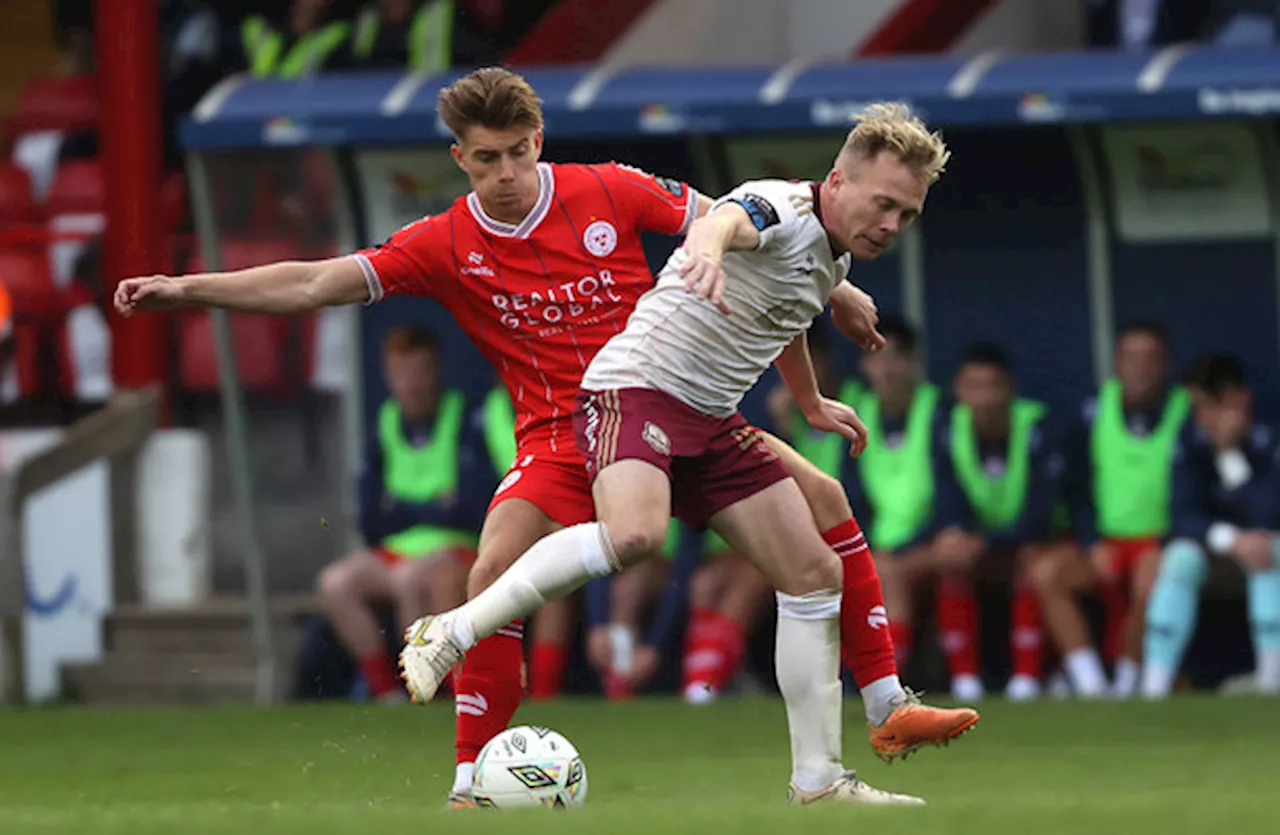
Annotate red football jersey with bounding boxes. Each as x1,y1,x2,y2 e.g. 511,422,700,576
356,161,698,453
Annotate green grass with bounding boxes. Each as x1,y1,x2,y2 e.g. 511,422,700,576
2,696,1277,834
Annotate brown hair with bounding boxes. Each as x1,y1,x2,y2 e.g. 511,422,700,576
383,326,437,355
839,102,950,185
437,67,545,140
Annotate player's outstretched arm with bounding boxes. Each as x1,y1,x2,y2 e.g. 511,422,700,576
680,202,759,314
776,330,869,456
114,256,371,317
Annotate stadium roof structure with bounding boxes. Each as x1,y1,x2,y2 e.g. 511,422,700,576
182,45,1280,149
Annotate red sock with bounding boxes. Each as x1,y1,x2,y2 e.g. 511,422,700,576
528,640,567,701
1010,578,1043,679
706,613,747,692
682,608,722,691
935,577,980,678
358,654,400,697
823,519,898,687
891,622,914,671
1099,580,1127,664
454,620,525,765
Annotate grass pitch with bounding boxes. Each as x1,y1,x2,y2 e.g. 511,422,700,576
2,696,1277,834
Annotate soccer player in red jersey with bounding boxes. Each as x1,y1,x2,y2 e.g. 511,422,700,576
115,67,972,806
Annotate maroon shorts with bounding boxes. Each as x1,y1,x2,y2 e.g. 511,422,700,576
572,387,790,529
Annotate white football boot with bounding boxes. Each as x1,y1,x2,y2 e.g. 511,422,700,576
788,772,926,806
399,615,466,703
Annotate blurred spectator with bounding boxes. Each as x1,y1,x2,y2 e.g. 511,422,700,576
1043,323,1190,698
241,0,350,78
943,344,1066,702
841,316,980,701
1142,353,1280,698
675,529,769,704
314,327,496,702
1206,0,1280,43
350,0,454,71
1085,0,1214,47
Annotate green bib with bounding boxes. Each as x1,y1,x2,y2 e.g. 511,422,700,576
352,0,454,72
242,16,351,78
1090,380,1190,538
950,399,1046,532
859,384,940,552
379,390,478,558
788,379,863,478
483,387,517,474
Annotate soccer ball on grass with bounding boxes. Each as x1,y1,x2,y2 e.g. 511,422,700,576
472,725,588,809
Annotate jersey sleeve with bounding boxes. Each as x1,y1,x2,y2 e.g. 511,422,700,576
604,162,699,237
352,214,450,303
713,179,812,251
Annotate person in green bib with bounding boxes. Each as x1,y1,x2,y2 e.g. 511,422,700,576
844,317,982,701
349,0,454,72
240,1,351,78
945,344,1071,703
317,327,498,702
1039,323,1189,700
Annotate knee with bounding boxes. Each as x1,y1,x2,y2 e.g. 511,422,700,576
803,472,852,532
778,548,841,596
317,556,359,600
1160,539,1209,587
466,552,511,597
1026,550,1064,596
689,566,717,608
603,519,669,567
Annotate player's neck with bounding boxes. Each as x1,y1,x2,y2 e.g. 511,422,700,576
479,196,538,225
1122,387,1162,414
881,384,917,417
815,180,845,257
973,411,1010,444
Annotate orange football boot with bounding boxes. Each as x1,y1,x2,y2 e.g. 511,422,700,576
868,688,980,763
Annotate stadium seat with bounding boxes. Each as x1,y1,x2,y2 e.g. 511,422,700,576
0,247,63,317
4,75,99,138
178,311,287,393
46,159,104,216
0,164,35,224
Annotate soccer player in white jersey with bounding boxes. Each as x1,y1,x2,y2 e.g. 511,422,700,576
401,103,970,805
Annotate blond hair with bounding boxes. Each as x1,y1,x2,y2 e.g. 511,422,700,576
437,67,544,140
839,102,949,185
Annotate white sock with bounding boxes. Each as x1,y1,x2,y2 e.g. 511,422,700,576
1256,651,1280,694
862,673,905,726
452,762,475,794
1140,663,1176,700
451,522,618,649
1112,656,1140,698
1064,648,1108,698
775,589,844,793
609,624,636,675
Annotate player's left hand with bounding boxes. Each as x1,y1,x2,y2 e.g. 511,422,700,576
681,252,732,315
831,284,886,351
804,397,868,457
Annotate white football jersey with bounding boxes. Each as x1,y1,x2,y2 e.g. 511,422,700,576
582,179,852,416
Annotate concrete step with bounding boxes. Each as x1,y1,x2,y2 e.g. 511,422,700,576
62,657,264,705
104,596,321,656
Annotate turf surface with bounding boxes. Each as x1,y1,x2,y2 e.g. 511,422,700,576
2,696,1276,834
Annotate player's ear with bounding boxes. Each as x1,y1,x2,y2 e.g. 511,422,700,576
532,129,544,158
450,142,465,170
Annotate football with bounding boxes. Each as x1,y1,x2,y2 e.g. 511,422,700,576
472,725,588,809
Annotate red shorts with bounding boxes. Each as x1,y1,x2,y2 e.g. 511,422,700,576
374,547,477,567
573,387,790,529
1105,538,1161,577
486,445,595,528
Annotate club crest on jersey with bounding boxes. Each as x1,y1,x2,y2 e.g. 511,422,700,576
642,421,671,456
583,220,618,257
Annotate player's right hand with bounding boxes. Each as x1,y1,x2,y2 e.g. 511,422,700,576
114,275,186,316
680,252,732,315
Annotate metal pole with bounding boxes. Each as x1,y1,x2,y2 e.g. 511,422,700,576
95,0,168,399
1068,125,1115,387
184,152,278,704
0,473,25,705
